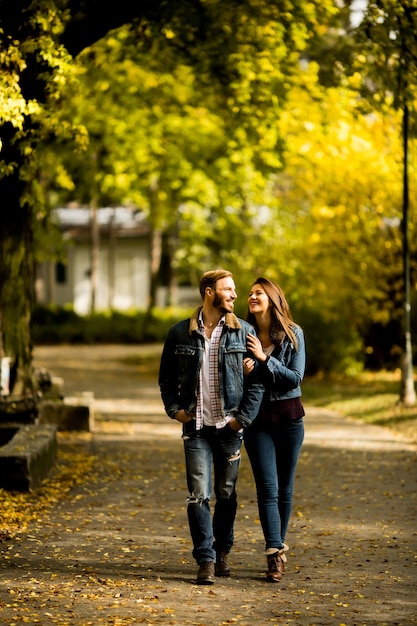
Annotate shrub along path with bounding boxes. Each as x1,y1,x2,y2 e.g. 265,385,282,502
0,344,416,625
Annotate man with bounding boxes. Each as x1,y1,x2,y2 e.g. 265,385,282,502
159,269,264,584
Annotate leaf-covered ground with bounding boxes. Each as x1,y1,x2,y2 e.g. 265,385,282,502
0,345,416,625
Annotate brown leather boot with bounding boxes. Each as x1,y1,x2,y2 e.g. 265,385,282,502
196,562,215,585
215,550,231,577
266,545,288,582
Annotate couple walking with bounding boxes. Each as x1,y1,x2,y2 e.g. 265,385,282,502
159,269,306,584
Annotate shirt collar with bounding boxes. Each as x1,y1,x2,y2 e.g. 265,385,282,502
198,311,225,330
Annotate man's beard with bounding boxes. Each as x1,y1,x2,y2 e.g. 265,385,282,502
213,293,234,313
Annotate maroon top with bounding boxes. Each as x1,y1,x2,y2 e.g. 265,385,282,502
258,397,305,423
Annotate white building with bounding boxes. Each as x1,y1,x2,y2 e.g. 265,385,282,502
35,207,152,315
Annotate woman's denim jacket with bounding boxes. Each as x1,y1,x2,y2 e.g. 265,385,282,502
260,325,306,401
159,307,264,428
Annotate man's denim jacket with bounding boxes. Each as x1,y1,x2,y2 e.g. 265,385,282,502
159,307,264,429
260,325,306,401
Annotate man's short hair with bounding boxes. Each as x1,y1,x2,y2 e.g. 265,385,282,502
199,269,233,299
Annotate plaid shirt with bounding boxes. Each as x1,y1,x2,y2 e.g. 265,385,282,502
195,314,231,430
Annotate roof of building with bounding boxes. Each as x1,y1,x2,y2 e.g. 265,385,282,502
53,207,150,239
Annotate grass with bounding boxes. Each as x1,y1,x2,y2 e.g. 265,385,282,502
302,370,417,443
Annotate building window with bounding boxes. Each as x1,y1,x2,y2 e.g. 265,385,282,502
56,262,67,284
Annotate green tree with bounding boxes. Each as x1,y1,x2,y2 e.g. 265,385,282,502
43,2,337,308
353,0,417,403
0,0,333,394
0,2,77,393
237,74,413,373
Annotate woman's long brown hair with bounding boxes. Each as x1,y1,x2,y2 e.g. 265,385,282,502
246,277,299,349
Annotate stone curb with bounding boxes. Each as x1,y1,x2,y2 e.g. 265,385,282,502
0,423,57,491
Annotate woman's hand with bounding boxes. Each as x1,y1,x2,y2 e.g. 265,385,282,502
243,357,255,376
247,333,267,362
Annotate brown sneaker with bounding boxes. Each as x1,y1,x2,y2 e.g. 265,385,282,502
215,550,231,577
196,562,215,585
266,545,288,582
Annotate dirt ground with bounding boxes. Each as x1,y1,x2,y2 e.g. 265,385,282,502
0,344,416,626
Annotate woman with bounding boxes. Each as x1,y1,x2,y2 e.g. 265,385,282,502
243,277,306,583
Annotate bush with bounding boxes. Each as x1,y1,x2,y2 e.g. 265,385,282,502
294,305,364,376
33,303,412,376
31,305,194,345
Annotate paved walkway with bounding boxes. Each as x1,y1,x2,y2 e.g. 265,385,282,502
0,344,415,625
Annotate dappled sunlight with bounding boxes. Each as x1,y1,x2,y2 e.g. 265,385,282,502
304,407,417,451
2,346,417,625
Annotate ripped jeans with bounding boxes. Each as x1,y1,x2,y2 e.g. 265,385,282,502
182,422,243,564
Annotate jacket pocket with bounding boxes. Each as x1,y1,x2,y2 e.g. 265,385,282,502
175,344,200,390
175,344,197,357
224,344,246,371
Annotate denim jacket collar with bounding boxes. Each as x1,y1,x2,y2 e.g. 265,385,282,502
188,307,242,335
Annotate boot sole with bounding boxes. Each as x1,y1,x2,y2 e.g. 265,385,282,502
196,578,215,585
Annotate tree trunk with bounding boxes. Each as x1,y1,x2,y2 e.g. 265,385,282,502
149,227,163,309
108,208,117,309
90,202,100,313
399,104,416,406
0,156,36,395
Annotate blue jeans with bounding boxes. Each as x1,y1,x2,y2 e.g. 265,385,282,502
182,422,243,564
244,416,304,551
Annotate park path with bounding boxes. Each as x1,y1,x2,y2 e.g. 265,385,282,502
0,344,416,625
